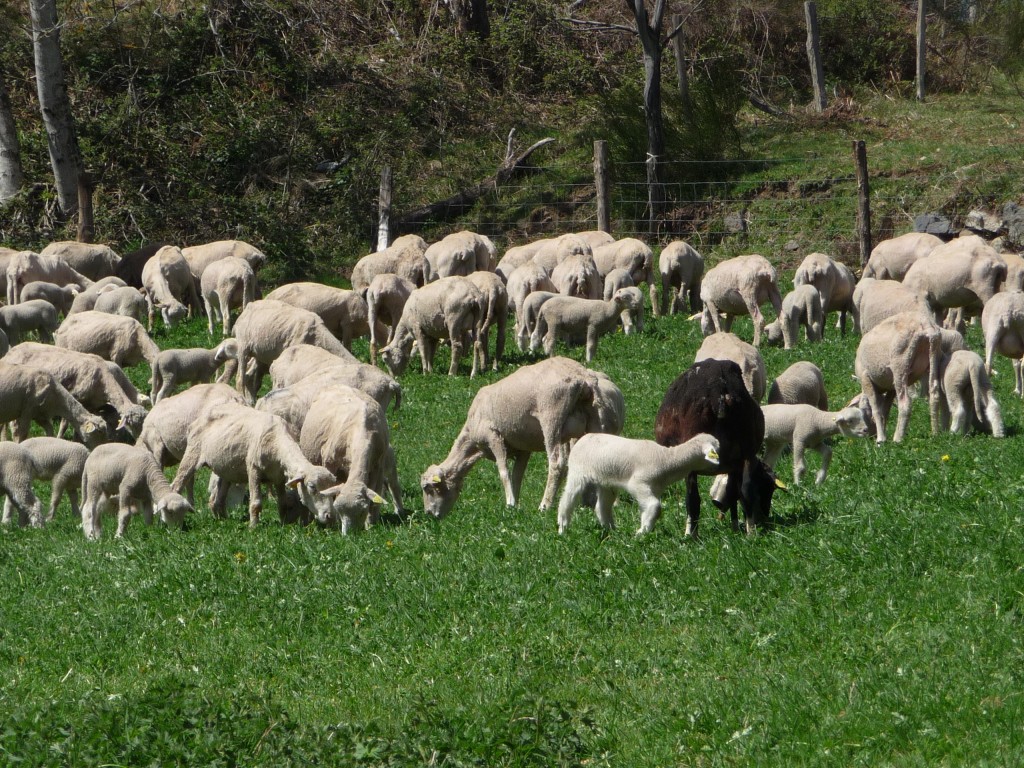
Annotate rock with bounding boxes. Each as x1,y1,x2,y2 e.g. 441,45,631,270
1003,202,1024,248
991,237,1011,253
964,209,1004,238
783,239,800,252
913,212,956,238
724,210,748,235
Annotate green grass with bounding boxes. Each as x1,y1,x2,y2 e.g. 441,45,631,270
2,300,1024,766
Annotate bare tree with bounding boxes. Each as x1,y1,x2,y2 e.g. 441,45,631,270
0,68,24,204
29,0,82,217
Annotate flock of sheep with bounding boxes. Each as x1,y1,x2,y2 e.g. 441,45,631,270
0,223,1019,538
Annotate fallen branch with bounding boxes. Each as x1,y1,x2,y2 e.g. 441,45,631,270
394,137,555,230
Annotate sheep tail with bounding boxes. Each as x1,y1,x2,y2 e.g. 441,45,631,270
968,362,987,426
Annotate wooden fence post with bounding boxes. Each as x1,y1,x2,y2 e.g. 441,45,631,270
376,165,392,252
852,140,871,266
805,2,827,113
916,0,926,101
670,14,693,123
594,140,610,234
76,170,94,243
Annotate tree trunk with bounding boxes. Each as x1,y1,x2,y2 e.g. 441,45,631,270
0,70,24,204
629,0,667,226
29,0,82,218
449,0,490,39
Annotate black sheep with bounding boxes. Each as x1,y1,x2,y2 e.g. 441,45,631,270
654,358,779,536
115,242,170,289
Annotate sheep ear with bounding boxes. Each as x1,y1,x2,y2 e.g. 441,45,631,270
321,484,344,497
83,421,97,434
368,490,385,504
705,447,719,462
115,414,129,431
285,476,303,489
687,312,702,321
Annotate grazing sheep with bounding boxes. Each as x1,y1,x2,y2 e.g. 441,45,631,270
557,433,720,534
421,357,621,517
0,299,60,344
1,437,89,522
0,361,107,443
614,286,645,335
694,332,766,402
171,401,337,527
496,240,547,283
136,383,246,467
863,232,943,281
0,443,45,527
855,312,952,443
531,291,631,364
269,345,401,413
852,277,920,334
200,256,257,335
654,359,779,536
379,276,484,377
551,251,602,300
699,254,782,348
903,235,1007,325
793,252,856,335
349,235,428,295
1002,251,1024,292
592,237,659,316
115,242,170,288
55,311,160,368
6,251,92,304
940,349,1004,437
532,233,592,275
424,230,484,280
232,299,358,400
142,245,201,329
92,285,148,325
19,281,77,316
465,270,508,371
264,282,378,350
659,240,705,315
4,342,148,438
601,267,634,300
150,339,238,403
40,241,121,281
180,240,267,286
80,443,193,539
66,277,125,315
767,361,829,409
761,404,870,485
520,290,559,353
763,284,824,349
299,386,404,532
365,273,415,363
507,263,557,351
981,290,1024,395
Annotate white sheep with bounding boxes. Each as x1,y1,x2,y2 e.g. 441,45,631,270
80,443,193,539
39,241,121,281
532,233,592,275
0,443,45,527
465,270,508,371
422,357,622,517
763,284,823,349
863,232,943,281
592,237,659,316
136,382,246,467
556,432,720,534
171,401,337,527
150,339,238,403
365,273,415,364
761,404,870,485
424,230,483,280
940,349,1004,437
6,251,92,304
141,245,201,329
601,267,634,300
793,252,856,335
19,281,78,316
379,276,484,377
232,299,358,400
268,345,401,413
903,235,1007,326
92,285,148,325
181,239,267,285
0,361,107,443
851,277,920,334
767,361,828,409
699,253,782,347
264,281,380,351
1,436,89,523
0,299,60,344
694,331,766,401
495,240,547,283
531,291,631,364
551,251,602,299
519,290,559,353
66,277,124,315
55,310,161,368
200,256,257,336
613,286,645,335
1002,251,1024,292
659,240,704,315
982,290,1024,395
5,342,149,438
507,262,557,351
350,234,428,295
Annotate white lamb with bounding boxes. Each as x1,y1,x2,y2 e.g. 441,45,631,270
0,361,107,443
793,252,856,335
150,339,238,403
699,253,782,347
92,285,148,325
767,361,828,409
424,230,484,280
981,289,1024,395
264,282,380,350
613,286,645,335
379,276,484,377
54,310,161,368
531,291,631,364
141,245,200,329
551,251,602,300
465,270,508,371
0,299,60,344
200,256,257,335
507,263,557,351
940,349,1004,437
556,432,720,534
80,443,193,539
495,240,547,283
763,284,824,349
863,232,943,281
365,273,415,364
601,267,634,300
694,332,766,401
1,437,89,523
659,240,704,315
592,237,659,316
19,281,78,316
761,404,870,485
66,277,124,315
136,383,246,467
0,443,45,527
350,234,428,295
851,277,920,334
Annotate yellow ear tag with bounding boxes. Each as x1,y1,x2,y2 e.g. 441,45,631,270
707,449,719,461
370,492,384,504
430,475,442,484
775,478,788,490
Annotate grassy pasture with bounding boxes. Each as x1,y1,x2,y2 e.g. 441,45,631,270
2,300,1024,767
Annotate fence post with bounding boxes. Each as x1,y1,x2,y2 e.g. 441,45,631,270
670,14,693,123
376,165,392,252
76,170,94,243
804,2,827,113
852,140,871,266
916,0,926,101
593,140,610,234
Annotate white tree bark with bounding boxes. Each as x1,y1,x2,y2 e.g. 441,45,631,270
0,71,24,204
29,0,81,216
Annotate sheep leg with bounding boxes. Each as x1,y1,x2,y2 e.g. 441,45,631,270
815,443,833,485
634,486,663,535
893,379,914,444
509,450,530,503
683,473,701,537
791,442,807,485
115,499,134,538
1015,358,1023,397
208,474,232,519
171,445,201,509
863,381,889,444
556,473,584,534
539,441,569,511
81,498,102,540
247,470,263,528
494,314,506,369
203,292,215,335
487,436,519,507
749,302,765,348
382,446,404,517
762,441,786,470
542,319,558,358
1,497,11,525
594,486,616,530
585,326,598,364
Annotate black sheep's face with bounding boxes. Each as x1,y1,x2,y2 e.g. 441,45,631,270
742,460,781,533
